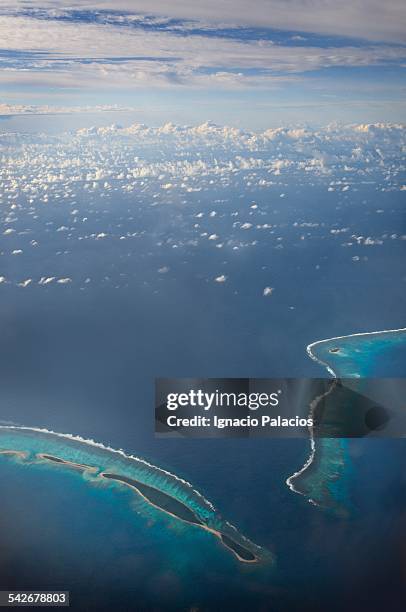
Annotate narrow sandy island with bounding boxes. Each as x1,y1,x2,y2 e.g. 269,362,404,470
100,472,258,563
0,426,267,564
0,450,27,459
37,453,98,473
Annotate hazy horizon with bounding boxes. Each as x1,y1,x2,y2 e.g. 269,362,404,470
1,1,405,127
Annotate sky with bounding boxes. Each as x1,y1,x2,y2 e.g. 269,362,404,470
0,0,405,128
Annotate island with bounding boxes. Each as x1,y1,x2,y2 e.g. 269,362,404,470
0,425,272,565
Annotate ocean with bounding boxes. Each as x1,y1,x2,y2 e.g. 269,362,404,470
0,127,405,610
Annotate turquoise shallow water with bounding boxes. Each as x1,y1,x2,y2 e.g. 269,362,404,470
308,329,406,377
0,459,276,610
0,427,271,566
289,329,406,520
1,121,405,611
1,329,405,611
0,436,282,611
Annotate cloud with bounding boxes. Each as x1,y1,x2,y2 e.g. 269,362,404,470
17,279,32,287
0,103,138,116
6,1,406,43
0,120,404,289
0,7,404,95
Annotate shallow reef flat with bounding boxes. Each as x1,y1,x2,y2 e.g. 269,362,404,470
286,380,353,515
307,328,406,378
287,436,352,516
0,426,272,565
0,449,27,459
288,328,406,514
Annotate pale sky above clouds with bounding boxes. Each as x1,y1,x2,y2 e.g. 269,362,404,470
0,1,405,127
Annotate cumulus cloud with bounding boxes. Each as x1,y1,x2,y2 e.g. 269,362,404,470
0,120,404,290
38,277,55,285
18,279,32,287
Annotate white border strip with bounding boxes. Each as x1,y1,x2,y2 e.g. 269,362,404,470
286,326,406,504
306,327,406,377
0,425,216,511
0,424,264,552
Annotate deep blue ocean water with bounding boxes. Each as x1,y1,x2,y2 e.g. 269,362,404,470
0,282,405,610
1,437,405,611
0,174,405,610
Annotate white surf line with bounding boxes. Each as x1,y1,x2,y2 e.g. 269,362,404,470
288,327,406,504
0,425,264,552
285,379,338,505
306,327,406,378
0,425,216,512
